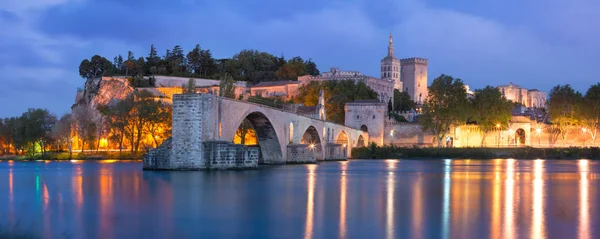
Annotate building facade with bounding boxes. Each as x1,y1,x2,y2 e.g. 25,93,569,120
298,68,394,105
497,82,546,108
250,81,299,100
400,57,429,105
381,34,401,90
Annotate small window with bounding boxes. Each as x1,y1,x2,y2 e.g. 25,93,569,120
373,115,375,119
357,115,360,119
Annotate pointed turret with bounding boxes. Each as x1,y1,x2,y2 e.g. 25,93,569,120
388,34,395,57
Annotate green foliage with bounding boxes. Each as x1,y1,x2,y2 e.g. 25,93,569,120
389,112,408,122
295,80,379,124
393,89,415,112
580,83,600,144
470,86,513,146
182,78,196,94
0,109,57,156
548,84,582,145
79,55,114,79
79,45,320,84
247,95,288,108
419,74,469,147
219,73,236,98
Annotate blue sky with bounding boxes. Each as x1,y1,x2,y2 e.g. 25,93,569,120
1,0,599,117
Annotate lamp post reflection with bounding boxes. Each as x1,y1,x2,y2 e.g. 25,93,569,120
504,159,516,239
531,160,545,239
386,160,397,239
339,162,347,239
304,164,317,239
579,160,590,239
441,159,451,239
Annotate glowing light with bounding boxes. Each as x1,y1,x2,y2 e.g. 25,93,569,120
536,128,542,134
496,123,501,128
309,143,315,149
304,164,317,239
582,128,587,133
531,160,545,239
342,144,347,148
99,138,108,148
390,130,394,136
579,159,590,239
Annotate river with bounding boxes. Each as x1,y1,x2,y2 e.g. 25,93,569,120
0,159,597,238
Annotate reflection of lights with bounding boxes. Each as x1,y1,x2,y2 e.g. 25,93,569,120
504,159,516,239
386,165,395,239
579,159,590,239
304,164,317,239
340,162,347,238
386,160,398,170
491,160,501,239
441,159,451,239
532,160,545,239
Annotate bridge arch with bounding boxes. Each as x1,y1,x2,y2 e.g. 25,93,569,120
301,125,324,160
231,111,283,164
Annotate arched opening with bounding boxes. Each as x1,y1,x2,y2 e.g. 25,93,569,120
360,125,368,132
357,135,366,147
516,128,526,145
301,126,323,161
336,131,349,146
232,112,283,164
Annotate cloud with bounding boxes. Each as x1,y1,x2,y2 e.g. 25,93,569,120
1,0,599,117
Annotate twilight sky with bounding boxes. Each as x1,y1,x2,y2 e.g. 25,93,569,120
1,0,599,117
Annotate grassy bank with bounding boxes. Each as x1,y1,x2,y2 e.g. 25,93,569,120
0,151,144,161
351,144,600,160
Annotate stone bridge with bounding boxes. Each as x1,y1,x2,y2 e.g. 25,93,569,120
144,93,368,170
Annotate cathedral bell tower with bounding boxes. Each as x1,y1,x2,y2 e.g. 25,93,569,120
381,34,402,91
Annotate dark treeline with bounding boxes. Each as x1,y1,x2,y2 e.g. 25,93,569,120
79,45,320,84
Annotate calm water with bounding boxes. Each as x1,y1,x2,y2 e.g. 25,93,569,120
0,159,598,238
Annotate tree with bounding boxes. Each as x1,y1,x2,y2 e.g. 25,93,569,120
219,73,236,98
418,74,469,147
79,55,113,79
387,99,393,116
234,119,255,145
73,106,98,152
275,56,307,80
470,86,513,146
295,80,379,124
182,78,196,94
580,83,600,145
548,84,582,146
305,59,320,76
187,44,203,77
53,114,74,158
393,90,415,112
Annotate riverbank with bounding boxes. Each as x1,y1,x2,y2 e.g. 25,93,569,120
0,151,144,161
351,145,600,159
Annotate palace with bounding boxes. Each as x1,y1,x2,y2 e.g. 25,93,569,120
381,34,429,104
497,82,547,108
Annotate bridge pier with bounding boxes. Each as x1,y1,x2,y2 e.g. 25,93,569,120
286,144,316,164
324,143,348,161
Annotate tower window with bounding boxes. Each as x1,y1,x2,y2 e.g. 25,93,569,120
373,115,375,119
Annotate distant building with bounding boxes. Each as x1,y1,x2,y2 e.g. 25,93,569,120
379,35,429,105
250,81,299,100
298,68,394,105
399,57,429,105
380,34,401,90
464,84,475,99
497,82,546,108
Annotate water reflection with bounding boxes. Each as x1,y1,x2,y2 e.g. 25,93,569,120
579,160,590,239
386,160,396,239
0,159,598,238
304,164,316,239
531,160,545,239
339,162,347,238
